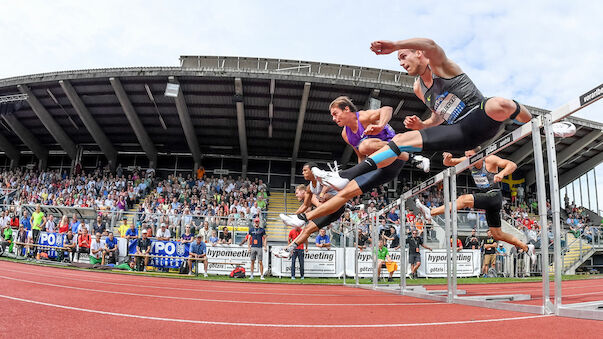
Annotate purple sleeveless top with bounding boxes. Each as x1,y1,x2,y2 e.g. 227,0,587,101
344,112,396,149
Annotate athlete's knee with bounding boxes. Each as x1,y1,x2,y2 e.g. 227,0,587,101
358,140,377,155
486,97,515,114
458,195,473,208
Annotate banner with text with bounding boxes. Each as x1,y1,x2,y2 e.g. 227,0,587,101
271,248,344,278
344,248,410,278
417,249,481,277
128,239,189,268
205,245,269,276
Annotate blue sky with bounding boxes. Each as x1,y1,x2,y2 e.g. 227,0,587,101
1,0,602,210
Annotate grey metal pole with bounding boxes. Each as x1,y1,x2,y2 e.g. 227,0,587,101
342,229,346,285
371,213,378,288
532,117,552,314
355,218,359,286
400,199,407,293
543,114,563,315
450,167,458,298
594,169,599,217
586,172,591,210
443,169,452,303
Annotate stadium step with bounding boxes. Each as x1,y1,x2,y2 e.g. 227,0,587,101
265,192,298,242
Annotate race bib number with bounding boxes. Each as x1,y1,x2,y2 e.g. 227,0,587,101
434,92,466,124
472,173,490,188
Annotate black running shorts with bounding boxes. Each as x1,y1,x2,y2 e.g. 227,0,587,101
419,98,503,152
314,205,346,229
472,190,503,228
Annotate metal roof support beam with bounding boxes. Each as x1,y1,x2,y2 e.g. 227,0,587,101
340,90,381,167
109,77,158,168
2,113,48,169
234,78,248,177
18,85,77,160
290,82,311,185
559,152,603,188
509,136,539,164
526,130,602,186
0,132,19,168
170,76,202,170
59,80,118,170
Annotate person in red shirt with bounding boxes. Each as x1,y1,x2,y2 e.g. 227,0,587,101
450,236,463,250
288,226,308,280
77,227,91,261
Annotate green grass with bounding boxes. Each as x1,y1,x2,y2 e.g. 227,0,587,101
1,256,600,285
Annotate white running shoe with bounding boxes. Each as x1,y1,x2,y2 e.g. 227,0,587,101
414,155,430,173
280,213,306,227
260,275,265,280
415,198,432,221
203,273,208,278
551,121,576,138
311,166,349,191
274,247,292,259
248,275,254,280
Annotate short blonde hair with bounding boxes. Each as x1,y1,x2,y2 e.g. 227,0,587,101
296,184,306,192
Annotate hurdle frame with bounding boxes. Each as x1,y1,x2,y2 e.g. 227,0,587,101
345,83,602,319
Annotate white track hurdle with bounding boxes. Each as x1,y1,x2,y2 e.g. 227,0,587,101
346,83,602,319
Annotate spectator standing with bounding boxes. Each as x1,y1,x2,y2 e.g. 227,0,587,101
63,230,77,262
245,217,266,280
208,230,218,245
92,215,106,236
180,225,194,244
407,229,432,279
199,221,212,242
58,215,69,233
44,214,56,233
30,205,47,250
219,226,232,245
288,225,307,280
482,230,497,277
118,217,129,238
69,214,81,234
315,228,331,250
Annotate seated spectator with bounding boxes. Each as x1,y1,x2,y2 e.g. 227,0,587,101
103,232,119,265
156,223,172,241
77,227,91,261
125,223,138,243
219,226,232,245
199,221,212,241
356,229,371,250
388,226,400,250
135,230,152,271
90,232,104,265
315,228,331,250
208,230,219,245
450,236,463,250
180,224,194,244
58,215,69,233
62,230,77,262
386,208,400,225
376,239,394,282
188,234,208,277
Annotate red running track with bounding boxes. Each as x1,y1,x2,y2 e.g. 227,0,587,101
0,260,601,338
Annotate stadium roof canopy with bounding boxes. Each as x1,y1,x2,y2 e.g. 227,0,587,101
0,55,601,187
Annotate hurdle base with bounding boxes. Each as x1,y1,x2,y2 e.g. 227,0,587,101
558,301,603,321
457,294,531,302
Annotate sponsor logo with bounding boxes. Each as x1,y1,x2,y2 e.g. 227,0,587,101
497,134,513,148
469,152,484,164
579,84,603,106
176,243,186,256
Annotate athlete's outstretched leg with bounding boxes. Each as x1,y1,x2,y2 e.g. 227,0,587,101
429,194,474,217
489,227,528,252
280,181,362,227
321,131,423,187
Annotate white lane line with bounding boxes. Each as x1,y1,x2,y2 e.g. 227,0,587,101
0,267,359,298
0,293,551,328
0,262,361,294
0,275,442,307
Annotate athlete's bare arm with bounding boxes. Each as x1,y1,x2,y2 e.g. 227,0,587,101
362,106,393,135
486,155,517,183
442,152,466,167
294,187,314,214
370,38,462,78
403,80,444,130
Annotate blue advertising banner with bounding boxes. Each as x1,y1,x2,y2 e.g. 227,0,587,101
128,239,190,268
37,232,64,258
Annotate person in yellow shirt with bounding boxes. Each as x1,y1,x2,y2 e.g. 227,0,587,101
117,217,129,238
